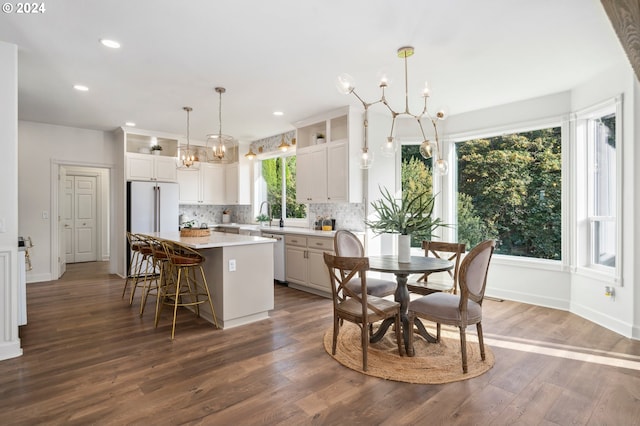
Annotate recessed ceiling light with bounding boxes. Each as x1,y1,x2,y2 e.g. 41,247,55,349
125,122,136,127
100,39,121,49
73,84,89,92
273,111,284,116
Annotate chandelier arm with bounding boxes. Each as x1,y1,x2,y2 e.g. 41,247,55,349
388,114,397,139
404,53,410,114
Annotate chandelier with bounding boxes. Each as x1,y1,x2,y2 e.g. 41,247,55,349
336,46,448,175
207,87,236,161
177,106,199,170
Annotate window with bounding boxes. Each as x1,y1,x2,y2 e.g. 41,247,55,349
400,145,433,247
456,127,562,259
260,155,307,221
588,111,617,268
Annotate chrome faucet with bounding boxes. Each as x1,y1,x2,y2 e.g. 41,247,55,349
259,200,272,227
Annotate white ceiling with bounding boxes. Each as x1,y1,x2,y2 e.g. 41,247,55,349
0,0,625,143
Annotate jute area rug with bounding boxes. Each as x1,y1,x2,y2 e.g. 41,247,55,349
323,322,494,384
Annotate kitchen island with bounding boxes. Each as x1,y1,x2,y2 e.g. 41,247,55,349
148,231,275,329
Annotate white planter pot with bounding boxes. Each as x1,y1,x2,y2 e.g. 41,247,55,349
398,234,411,263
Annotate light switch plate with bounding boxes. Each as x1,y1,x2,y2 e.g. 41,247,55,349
228,259,236,272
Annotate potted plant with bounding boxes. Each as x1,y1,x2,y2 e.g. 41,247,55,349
150,144,163,155
256,214,271,226
316,133,326,144
365,186,446,262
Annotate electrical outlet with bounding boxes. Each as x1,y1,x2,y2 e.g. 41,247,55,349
42,210,49,219
228,259,236,272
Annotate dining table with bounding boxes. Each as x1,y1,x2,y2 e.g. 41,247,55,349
368,255,453,356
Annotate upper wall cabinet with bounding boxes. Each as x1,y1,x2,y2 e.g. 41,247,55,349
123,130,179,182
294,106,362,204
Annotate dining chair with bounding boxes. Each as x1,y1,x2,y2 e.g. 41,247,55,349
333,230,396,298
407,239,496,373
324,252,403,371
407,241,466,295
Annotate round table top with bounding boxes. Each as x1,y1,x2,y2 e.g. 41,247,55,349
368,255,453,274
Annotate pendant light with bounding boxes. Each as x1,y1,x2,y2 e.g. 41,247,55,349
206,87,236,162
177,106,199,170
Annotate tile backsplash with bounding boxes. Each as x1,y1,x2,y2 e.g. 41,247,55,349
179,202,365,231
179,205,253,226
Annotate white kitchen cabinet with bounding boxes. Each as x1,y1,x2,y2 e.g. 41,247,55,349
285,234,333,296
126,153,177,182
177,162,224,204
225,162,251,205
296,146,327,203
294,106,362,203
326,141,348,202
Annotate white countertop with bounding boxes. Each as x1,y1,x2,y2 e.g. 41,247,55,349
148,231,275,249
213,223,342,237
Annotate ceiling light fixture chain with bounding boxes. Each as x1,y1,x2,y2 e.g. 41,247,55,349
337,46,449,175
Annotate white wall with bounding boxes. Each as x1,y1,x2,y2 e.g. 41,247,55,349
0,41,22,360
366,59,639,338
570,61,638,338
18,121,122,282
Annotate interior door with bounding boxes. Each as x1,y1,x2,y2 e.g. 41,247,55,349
58,167,68,277
73,175,97,262
62,176,74,263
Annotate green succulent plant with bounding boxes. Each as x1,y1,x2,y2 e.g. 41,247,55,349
365,186,446,238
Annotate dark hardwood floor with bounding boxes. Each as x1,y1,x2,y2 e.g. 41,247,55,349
2,262,640,425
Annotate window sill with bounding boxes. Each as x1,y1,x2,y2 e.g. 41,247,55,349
575,266,620,285
490,254,566,272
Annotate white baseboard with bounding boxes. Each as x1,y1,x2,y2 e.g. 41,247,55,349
0,340,23,361
485,288,570,311
26,273,52,283
570,300,635,339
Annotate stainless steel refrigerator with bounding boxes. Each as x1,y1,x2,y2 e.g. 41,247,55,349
127,181,179,234
126,181,179,273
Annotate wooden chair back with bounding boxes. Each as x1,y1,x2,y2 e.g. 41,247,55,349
411,241,466,294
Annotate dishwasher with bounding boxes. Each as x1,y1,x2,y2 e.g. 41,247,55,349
261,231,285,283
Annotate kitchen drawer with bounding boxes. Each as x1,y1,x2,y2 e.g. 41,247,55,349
307,237,333,251
285,235,307,247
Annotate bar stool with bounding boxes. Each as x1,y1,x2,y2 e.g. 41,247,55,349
123,232,151,301
154,241,218,339
139,236,169,317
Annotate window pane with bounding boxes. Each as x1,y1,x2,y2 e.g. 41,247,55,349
285,156,307,219
262,158,282,219
401,145,433,247
591,113,616,267
261,156,306,221
457,128,562,259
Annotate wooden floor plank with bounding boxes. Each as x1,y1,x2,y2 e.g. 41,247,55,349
2,261,640,425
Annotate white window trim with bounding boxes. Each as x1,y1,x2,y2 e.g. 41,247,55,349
572,95,623,285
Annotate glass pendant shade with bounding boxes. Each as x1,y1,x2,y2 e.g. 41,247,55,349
435,159,449,176
380,136,398,157
360,148,374,169
419,140,432,159
335,73,355,94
